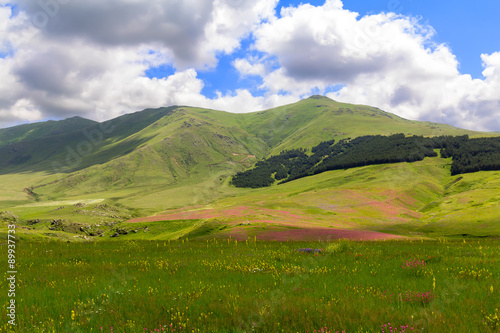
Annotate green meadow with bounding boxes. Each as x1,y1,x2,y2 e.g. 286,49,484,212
1,238,498,332
2,154,500,242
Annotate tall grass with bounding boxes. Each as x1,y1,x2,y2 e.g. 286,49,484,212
1,238,498,332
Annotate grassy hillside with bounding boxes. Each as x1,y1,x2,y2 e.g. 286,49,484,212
0,107,177,173
28,107,268,203
238,96,493,154
0,116,97,146
0,96,498,241
0,96,494,175
189,155,500,239
3,155,499,242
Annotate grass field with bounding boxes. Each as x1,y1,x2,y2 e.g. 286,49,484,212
1,155,499,243
1,98,499,332
1,238,498,332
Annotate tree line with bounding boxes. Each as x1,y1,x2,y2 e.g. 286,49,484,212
231,134,500,188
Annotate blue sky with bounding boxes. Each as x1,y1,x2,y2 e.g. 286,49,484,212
341,0,500,78
185,0,500,98
1,0,499,131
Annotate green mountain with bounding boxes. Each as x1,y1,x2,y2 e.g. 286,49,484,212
0,107,178,173
0,116,97,146
0,96,491,174
0,96,498,241
236,95,487,154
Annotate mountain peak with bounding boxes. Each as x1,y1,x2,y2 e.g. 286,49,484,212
307,95,334,101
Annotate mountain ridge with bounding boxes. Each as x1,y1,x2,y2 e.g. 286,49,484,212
0,95,496,179
0,116,98,146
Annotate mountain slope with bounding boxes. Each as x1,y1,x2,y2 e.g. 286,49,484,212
239,96,491,154
0,96,492,175
0,96,499,241
22,97,494,205
37,107,268,198
18,154,496,241
0,116,97,146
119,156,500,239
0,107,176,173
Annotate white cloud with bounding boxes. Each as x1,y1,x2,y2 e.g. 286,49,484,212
233,58,267,77
0,99,41,125
205,89,299,113
12,0,277,69
202,0,278,67
249,0,500,131
0,5,38,54
0,0,499,132
0,0,284,127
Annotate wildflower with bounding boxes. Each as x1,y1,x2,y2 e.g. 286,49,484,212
296,248,323,254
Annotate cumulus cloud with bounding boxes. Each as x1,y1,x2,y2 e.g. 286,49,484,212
13,0,277,69
233,57,267,77
0,0,280,127
252,2,451,95
207,89,299,113
246,0,500,131
0,0,499,132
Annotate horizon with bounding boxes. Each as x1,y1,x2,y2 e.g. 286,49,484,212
1,0,499,132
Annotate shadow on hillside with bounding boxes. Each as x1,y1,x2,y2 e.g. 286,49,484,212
0,136,155,175
0,107,176,175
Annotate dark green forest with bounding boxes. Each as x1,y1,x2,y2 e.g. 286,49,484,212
231,134,500,188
